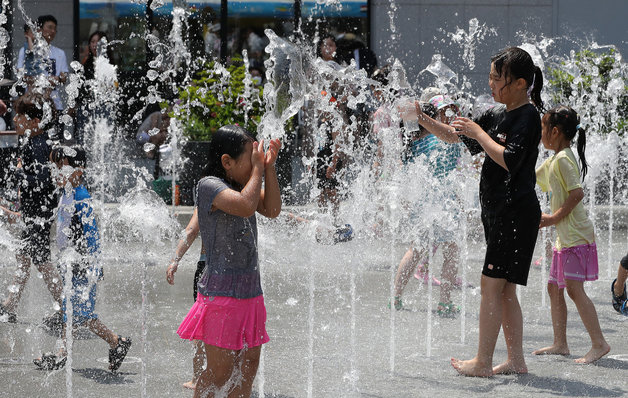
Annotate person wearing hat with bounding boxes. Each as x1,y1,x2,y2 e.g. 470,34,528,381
391,91,465,317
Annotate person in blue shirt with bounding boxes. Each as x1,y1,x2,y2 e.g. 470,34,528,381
33,145,131,372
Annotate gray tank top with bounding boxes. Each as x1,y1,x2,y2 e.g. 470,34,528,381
195,176,262,299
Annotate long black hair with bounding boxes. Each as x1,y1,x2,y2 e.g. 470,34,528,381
491,47,544,112
205,124,255,187
545,105,588,180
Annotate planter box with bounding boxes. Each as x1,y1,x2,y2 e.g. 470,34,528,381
178,141,212,206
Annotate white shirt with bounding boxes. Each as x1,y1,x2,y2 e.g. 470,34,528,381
17,44,69,110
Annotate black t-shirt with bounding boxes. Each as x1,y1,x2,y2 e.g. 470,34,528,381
18,133,56,218
461,103,541,214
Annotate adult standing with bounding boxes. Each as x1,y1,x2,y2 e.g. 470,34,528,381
17,15,69,141
74,31,109,144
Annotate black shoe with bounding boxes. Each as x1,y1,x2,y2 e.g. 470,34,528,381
611,279,628,315
109,336,132,373
333,224,354,244
0,304,17,323
42,311,64,329
33,353,67,370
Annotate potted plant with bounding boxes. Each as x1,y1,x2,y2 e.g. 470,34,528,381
165,58,265,204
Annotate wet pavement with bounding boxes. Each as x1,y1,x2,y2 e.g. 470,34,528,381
0,206,627,397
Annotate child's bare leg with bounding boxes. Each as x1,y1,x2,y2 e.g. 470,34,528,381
533,283,569,355
565,280,610,363
229,345,261,398
35,261,63,306
2,254,32,312
439,242,458,305
493,282,528,375
184,340,206,390
451,275,506,377
85,318,118,348
194,344,236,398
394,247,423,297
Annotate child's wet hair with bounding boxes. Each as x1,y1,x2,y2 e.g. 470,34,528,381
545,105,588,180
491,47,544,112
14,92,46,120
205,124,255,182
50,145,87,168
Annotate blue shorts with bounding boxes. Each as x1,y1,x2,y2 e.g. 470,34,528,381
63,274,98,324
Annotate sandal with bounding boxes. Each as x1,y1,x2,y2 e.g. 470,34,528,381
611,279,628,315
436,302,460,318
33,353,67,370
109,335,132,373
388,296,403,311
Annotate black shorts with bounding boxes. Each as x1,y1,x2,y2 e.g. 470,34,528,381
192,260,206,302
19,218,52,265
316,152,343,191
481,200,541,286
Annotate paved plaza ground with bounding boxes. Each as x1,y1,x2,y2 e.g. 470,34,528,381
0,206,627,397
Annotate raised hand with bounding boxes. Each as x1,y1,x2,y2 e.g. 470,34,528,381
251,139,265,170
264,138,281,167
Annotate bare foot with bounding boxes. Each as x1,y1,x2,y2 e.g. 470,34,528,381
182,381,196,390
574,344,610,364
492,360,528,375
451,357,493,377
532,344,570,356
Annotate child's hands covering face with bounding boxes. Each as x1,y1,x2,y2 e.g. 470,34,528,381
264,138,281,168
251,140,265,170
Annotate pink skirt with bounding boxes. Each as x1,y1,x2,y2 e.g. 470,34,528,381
549,243,598,289
177,294,269,350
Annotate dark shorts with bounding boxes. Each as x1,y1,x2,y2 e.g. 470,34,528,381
621,254,628,271
19,218,52,265
316,152,343,191
481,200,541,286
193,260,206,302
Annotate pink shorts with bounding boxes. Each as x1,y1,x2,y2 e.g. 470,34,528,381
548,243,598,289
177,294,269,350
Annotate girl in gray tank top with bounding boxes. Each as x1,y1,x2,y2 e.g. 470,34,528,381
176,125,282,398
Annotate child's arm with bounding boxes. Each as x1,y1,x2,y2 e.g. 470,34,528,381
540,187,584,228
414,101,461,143
166,207,200,285
0,204,21,224
212,140,265,218
451,117,507,170
257,138,282,218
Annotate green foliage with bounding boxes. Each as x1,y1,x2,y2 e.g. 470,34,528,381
167,58,264,141
547,48,627,136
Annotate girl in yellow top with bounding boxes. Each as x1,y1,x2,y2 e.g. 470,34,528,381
534,105,610,364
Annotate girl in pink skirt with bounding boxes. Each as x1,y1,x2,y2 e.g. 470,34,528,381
534,105,610,364
177,125,281,398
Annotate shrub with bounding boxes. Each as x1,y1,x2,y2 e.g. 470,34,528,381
167,58,264,141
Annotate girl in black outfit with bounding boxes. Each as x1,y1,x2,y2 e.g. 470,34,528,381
414,47,543,377
0,93,63,324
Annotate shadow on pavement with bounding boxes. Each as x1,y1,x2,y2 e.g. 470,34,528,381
514,373,626,397
74,368,136,385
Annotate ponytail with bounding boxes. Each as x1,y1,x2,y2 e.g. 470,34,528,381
491,47,544,112
530,66,544,112
576,125,588,181
545,105,588,181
